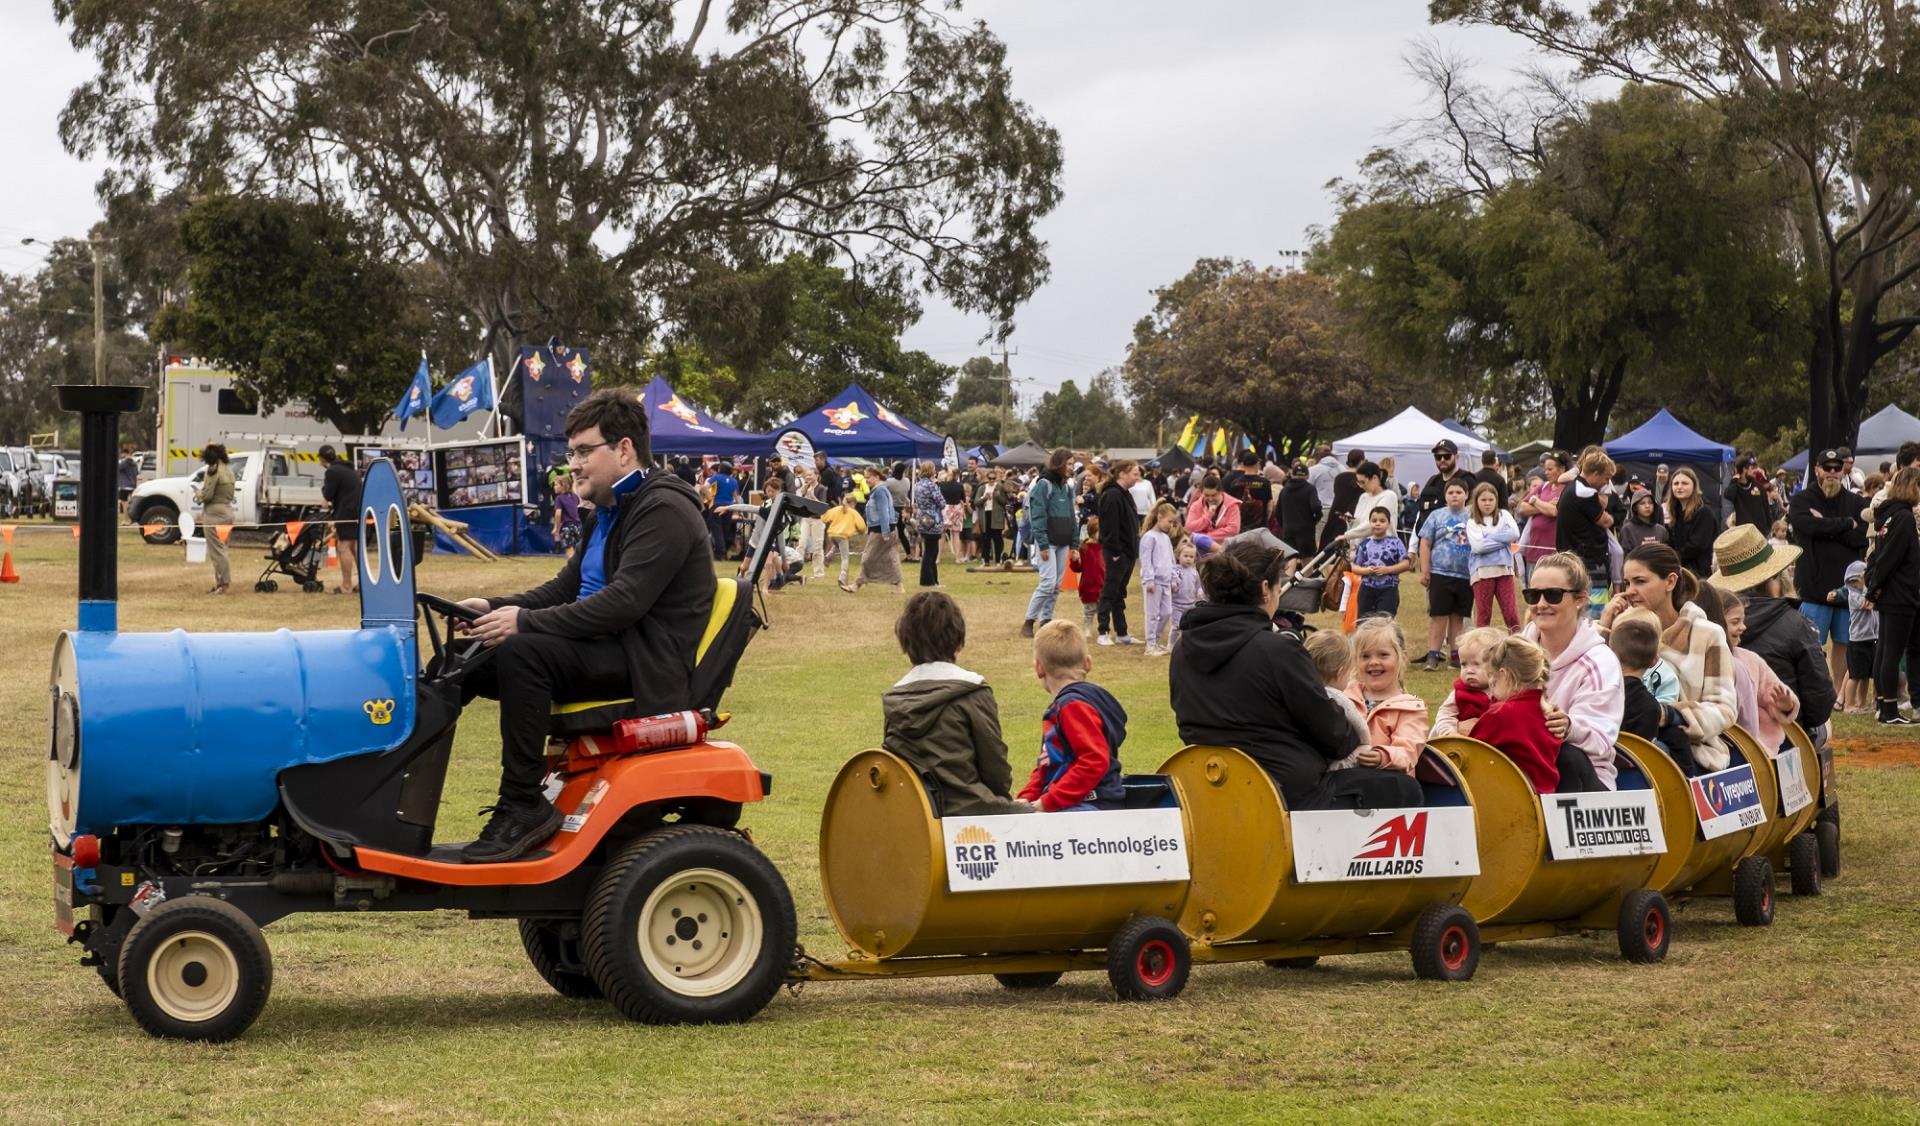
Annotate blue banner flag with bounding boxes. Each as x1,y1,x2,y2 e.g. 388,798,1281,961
429,359,495,430
393,356,431,431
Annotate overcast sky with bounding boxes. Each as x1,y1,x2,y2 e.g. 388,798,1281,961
0,1,1547,406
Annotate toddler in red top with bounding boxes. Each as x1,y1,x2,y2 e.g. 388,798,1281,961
1471,635,1560,793
1071,516,1107,635
1019,621,1128,811
1432,626,1502,737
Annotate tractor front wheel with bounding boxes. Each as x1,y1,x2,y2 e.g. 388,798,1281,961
118,897,272,1042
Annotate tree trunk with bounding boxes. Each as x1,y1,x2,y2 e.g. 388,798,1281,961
1550,357,1627,451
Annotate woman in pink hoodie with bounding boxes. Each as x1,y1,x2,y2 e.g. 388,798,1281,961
1518,551,1625,789
1343,616,1428,774
1185,472,1243,540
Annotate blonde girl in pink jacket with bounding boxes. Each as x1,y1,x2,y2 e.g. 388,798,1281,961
1343,615,1429,774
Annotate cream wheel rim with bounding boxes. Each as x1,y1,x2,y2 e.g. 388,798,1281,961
147,930,240,1022
637,868,762,997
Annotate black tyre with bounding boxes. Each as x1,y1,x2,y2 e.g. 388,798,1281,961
581,825,795,1025
1106,915,1190,1001
1733,857,1776,927
138,504,181,545
253,581,272,593
1409,903,1479,982
302,580,325,594
517,918,604,999
94,959,121,997
1788,833,1822,897
117,897,272,1042
1262,956,1319,969
993,971,1064,990
1816,818,1840,880
1616,889,1672,964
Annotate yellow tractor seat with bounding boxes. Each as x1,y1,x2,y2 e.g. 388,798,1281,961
547,575,758,738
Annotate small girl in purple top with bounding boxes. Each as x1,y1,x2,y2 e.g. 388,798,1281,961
551,469,584,558
1169,541,1203,648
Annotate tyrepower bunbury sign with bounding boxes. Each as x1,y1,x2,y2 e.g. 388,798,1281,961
942,809,1189,892
1690,763,1768,841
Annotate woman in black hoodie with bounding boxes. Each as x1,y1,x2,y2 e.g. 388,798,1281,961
1865,467,1920,723
1169,540,1425,809
1666,468,1717,575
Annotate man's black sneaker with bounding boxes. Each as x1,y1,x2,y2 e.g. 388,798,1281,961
1877,714,1915,726
461,801,563,863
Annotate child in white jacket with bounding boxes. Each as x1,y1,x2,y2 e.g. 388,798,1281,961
1463,482,1521,629
1138,501,1179,654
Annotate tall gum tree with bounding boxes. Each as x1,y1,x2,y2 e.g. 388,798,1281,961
56,1,1063,403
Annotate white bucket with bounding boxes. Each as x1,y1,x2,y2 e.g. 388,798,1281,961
184,537,207,564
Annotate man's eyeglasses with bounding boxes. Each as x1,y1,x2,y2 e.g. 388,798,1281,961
1522,587,1584,605
565,441,610,463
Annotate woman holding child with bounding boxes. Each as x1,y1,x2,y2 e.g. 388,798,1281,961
1169,540,1423,810
1517,551,1626,790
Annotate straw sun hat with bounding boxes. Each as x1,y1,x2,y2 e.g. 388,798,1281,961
1707,524,1801,593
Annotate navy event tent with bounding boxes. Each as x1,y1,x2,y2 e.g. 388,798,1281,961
773,382,947,459
638,376,773,457
1605,408,1733,513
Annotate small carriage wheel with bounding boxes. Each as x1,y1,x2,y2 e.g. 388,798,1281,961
1733,857,1776,927
1616,889,1671,964
1106,915,1190,1001
1409,904,1479,982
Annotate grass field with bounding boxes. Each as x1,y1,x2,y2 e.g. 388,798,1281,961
4,526,1919,1123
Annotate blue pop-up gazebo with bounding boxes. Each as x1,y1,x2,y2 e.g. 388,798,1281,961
1606,408,1734,514
773,382,947,459
638,376,773,457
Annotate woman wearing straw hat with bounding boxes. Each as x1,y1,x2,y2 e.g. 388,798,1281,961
1864,467,1920,724
1707,523,1835,734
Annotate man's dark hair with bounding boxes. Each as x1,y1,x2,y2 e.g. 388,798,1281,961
1482,449,1498,466
1237,449,1259,468
202,443,229,465
1347,448,1366,468
1898,441,1920,469
892,461,907,478
896,591,967,664
318,444,339,464
564,387,652,465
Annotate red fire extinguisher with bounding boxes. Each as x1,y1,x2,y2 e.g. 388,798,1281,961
612,709,716,755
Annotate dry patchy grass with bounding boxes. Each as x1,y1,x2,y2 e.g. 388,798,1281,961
1,528,1917,1123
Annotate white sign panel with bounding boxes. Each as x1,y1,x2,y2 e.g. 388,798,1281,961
1772,749,1814,818
1689,763,1768,841
1541,789,1668,859
942,808,1188,892
1290,807,1480,883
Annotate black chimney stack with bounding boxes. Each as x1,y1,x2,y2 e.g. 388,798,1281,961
58,385,145,632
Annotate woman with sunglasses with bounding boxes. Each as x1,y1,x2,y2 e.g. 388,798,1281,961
1517,551,1625,791
1599,542,1739,771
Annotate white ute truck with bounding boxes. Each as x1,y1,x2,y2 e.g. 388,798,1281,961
127,446,328,544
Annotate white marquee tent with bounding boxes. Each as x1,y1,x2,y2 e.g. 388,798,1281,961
1332,406,1492,492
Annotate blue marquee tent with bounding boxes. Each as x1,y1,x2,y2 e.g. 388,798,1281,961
1606,408,1734,514
774,382,946,459
638,376,773,457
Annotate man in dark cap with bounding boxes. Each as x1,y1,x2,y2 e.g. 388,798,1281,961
1276,459,1322,557
1415,439,1475,528
1789,447,1869,700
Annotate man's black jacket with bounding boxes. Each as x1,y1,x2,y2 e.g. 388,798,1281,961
491,471,714,710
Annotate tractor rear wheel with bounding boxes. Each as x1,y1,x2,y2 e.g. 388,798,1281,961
582,825,795,1025
118,897,272,1042
517,919,603,999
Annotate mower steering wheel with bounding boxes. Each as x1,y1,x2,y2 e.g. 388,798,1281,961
416,592,493,682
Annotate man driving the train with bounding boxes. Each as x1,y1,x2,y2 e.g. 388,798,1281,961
455,387,713,863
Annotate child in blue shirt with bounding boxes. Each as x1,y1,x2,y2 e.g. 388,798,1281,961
1019,621,1127,811
1350,506,1412,620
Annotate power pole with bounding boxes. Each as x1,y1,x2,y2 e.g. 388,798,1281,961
995,345,1018,446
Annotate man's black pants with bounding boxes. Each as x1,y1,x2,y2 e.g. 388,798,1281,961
461,632,630,808
1099,553,1134,637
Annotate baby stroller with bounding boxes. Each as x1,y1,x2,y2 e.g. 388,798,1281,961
255,520,332,593
1271,538,1351,632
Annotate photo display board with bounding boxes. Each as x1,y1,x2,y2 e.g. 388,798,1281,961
355,447,437,508
436,438,526,510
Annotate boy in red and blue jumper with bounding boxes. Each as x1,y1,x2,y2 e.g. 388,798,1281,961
1019,620,1128,812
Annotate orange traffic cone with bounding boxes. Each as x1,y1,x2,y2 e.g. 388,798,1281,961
324,535,340,569
0,525,16,584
